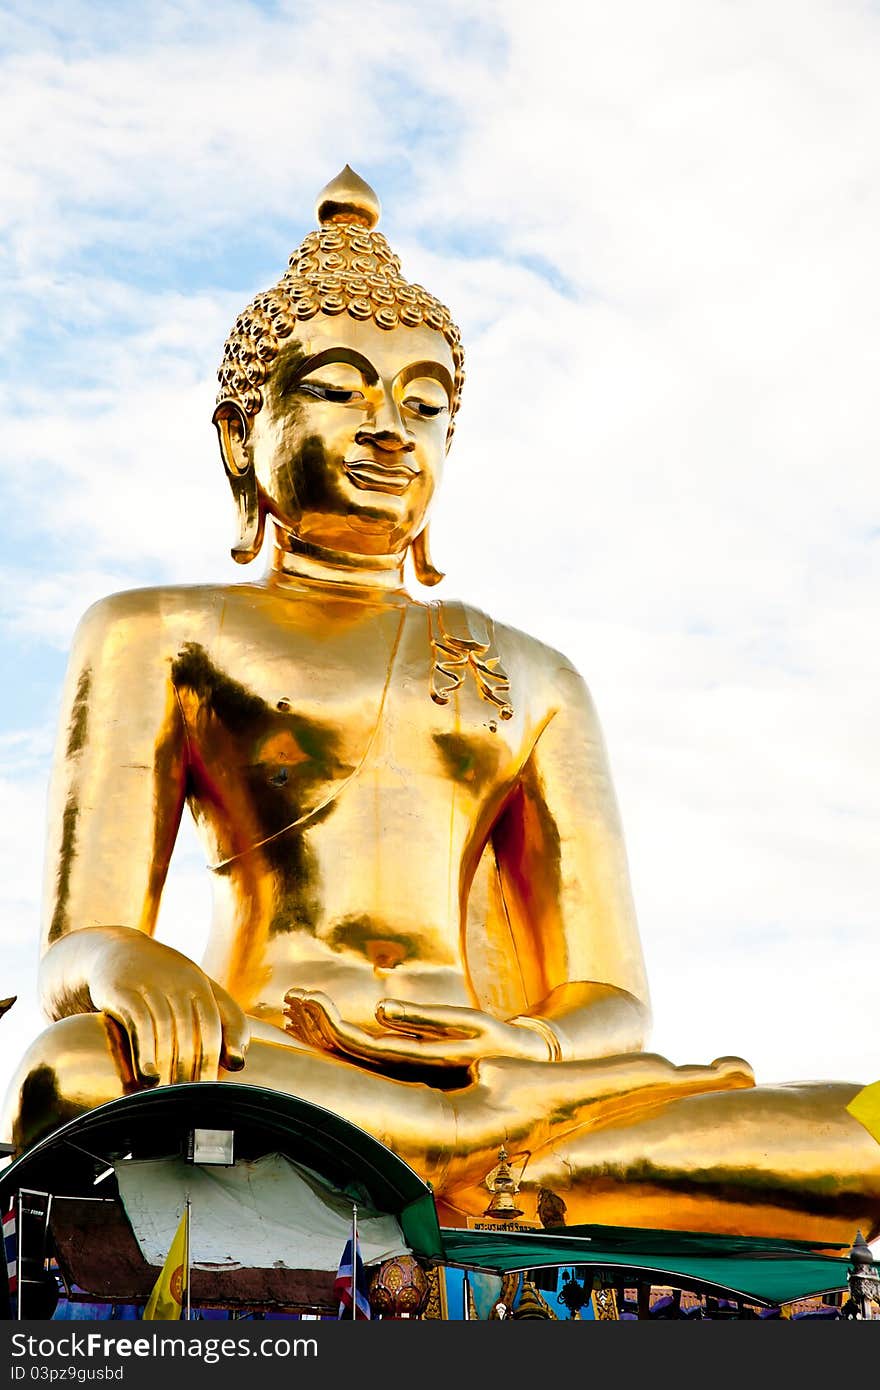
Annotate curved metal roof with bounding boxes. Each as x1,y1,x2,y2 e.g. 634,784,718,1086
0,1082,443,1256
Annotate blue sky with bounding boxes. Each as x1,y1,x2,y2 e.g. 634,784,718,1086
2,0,879,1100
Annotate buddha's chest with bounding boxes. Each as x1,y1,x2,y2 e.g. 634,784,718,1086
173,598,522,835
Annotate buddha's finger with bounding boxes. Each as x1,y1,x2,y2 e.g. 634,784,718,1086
304,1001,347,1053
286,987,339,1020
282,998,306,1038
331,1029,410,1065
282,997,310,1042
284,998,333,1054
287,990,425,1065
376,1000,479,1039
300,996,410,1062
169,999,200,1085
106,992,160,1086
192,995,222,1080
323,1019,470,1067
142,992,175,1086
301,1007,414,1064
212,982,249,1071
285,989,348,1052
190,999,205,1081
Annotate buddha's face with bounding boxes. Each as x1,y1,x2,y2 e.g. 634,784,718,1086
238,315,455,558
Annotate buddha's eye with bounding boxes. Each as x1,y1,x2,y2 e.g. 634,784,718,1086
402,397,447,419
298,382,365,404
400,374,449,420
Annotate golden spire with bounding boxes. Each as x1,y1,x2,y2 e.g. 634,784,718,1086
315,165,381,230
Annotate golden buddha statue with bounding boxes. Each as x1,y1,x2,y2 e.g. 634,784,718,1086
4,168,878,1245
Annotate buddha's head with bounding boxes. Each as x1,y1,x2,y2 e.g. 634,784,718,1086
213,167,464,584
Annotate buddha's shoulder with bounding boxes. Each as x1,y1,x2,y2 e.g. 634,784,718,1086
72,582,260,645
433,596,588,706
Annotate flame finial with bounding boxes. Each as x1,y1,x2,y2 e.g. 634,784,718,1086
316,165,381,230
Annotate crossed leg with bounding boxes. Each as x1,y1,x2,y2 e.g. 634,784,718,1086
4,1012,877,1244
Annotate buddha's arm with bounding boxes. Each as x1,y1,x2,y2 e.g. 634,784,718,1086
490,660,651,1061
38,591,248,1083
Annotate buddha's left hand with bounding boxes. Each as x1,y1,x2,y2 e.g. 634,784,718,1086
283,989,553,1068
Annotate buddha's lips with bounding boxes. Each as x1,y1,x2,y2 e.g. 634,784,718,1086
343,458,418,494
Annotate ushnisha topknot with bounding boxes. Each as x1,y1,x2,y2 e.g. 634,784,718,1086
217,166,465,436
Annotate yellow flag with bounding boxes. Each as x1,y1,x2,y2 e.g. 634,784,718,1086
847,1082,880,1146
143,1208,189,1321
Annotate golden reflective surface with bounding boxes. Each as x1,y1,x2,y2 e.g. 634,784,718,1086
4,170,879,1244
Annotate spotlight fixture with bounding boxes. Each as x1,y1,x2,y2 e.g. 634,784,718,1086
187,1129,234,1166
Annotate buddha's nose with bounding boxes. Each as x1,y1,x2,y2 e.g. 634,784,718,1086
356,426,416,453
355,396,415,452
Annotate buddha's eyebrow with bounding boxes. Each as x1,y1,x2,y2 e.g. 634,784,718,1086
398,361,453,398
295,347,379,384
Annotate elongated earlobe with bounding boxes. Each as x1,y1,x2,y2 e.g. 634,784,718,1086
213,402,266,565
229,470,266,564
412,526,444,586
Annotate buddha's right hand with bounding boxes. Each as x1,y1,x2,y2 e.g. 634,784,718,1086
39,926,250,1086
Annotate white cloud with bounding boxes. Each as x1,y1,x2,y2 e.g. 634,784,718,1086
0,765,51,1088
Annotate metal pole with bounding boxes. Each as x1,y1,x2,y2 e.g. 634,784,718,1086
185,1198,192,1322
16,1190,22,1321
350,1200,355,1317
463,1270,470,1321
42,1194,53,1268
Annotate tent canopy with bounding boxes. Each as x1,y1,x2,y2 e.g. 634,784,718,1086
0,1082,443,1258
437,1226,853,1307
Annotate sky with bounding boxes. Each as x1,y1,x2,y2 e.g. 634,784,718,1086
1,0,878,1109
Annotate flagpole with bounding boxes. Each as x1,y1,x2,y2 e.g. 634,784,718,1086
16,1191,22,1321
42,1195,53,1272
351,1203,357,1321
185,1198,191,1322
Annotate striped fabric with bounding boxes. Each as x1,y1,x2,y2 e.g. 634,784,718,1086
334,1234,371,1320
3,1202,17,1299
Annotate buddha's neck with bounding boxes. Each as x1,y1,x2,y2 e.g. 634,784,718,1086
268,530,408,596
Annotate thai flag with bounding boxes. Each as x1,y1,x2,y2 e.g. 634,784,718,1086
3,1202,16,1301
334,1234,370,1319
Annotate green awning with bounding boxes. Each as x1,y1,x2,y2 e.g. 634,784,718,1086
437,1226,852,1307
